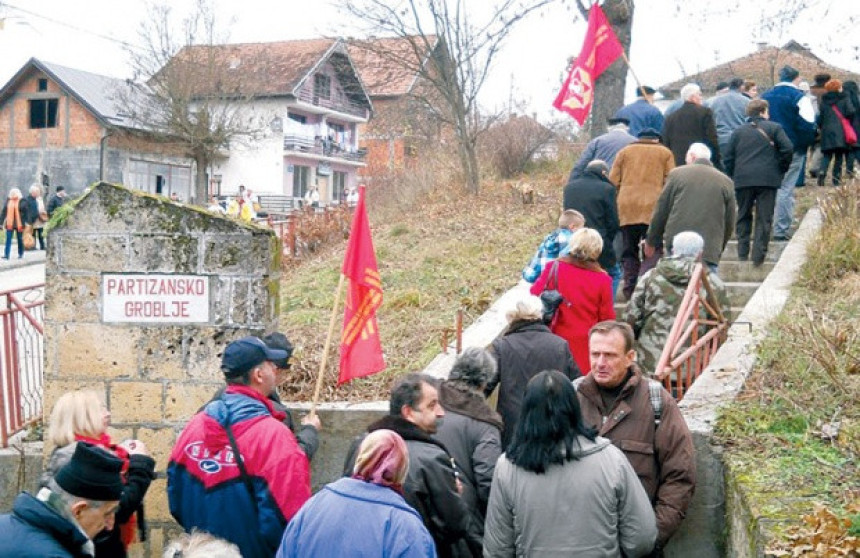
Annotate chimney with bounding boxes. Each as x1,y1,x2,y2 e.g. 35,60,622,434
757,42,769,51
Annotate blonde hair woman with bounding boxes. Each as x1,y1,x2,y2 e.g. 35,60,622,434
529,228,615,374
42,391,155,557
28,183,48,250
1,188,25,260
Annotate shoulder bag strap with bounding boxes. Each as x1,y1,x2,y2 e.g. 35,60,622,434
223,408,259,516
547,260,559,291
750,121,775,148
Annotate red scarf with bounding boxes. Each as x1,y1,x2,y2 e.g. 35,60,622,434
4,199,23,231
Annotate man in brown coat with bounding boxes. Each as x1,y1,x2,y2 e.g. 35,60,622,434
608,128,675,299
575,320,696,555
662,83,722,169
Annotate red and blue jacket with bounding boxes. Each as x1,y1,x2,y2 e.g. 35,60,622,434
167,385,310,558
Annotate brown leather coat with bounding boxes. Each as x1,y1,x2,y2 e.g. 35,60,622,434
575,368,696,548
608,139,675,226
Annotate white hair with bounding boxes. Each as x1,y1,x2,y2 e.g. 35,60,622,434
680,83,702,102
163,531,242,558
506,295,543,323
29,183,42,196
686,142,712,162
672,231,704,258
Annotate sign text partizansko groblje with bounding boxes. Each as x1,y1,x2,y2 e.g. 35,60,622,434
102,274,210,323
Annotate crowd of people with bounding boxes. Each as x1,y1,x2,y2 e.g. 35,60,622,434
2,63,857,558
1,183,65,260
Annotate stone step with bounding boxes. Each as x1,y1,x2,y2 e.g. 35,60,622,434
717,260,775,282
721,239,787,262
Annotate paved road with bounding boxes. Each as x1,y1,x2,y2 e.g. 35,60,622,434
0,251,46,292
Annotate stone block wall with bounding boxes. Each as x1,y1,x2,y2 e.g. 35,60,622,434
44,182,280,557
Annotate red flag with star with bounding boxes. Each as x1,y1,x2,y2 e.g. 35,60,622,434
338,185,385,384
553,4,624,125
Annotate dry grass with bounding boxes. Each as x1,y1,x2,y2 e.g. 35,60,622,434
277,164,571,403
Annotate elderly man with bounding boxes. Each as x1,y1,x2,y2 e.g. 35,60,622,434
724,99,794,267
568,117,637,179
614,85,665,138
645,143,736,274
625,231,730,376
564,159,622,299
760,65,817,240
575,321,696,555
435,348,503,555
662,83,722,169
168,336,314,558
0,443,124,557
608,128,675,299
344,374,475,557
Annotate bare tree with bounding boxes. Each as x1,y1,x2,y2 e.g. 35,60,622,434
342,0,554,195
119,0,268,203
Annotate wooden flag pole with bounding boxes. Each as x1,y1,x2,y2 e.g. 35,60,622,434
620,51,649,99
309,272,346,417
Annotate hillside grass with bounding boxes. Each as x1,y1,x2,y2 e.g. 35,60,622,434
277,163,572,403
714,182,860,555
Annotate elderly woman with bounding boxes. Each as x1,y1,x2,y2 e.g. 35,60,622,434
483,370,657,557
434,348,503,556
42,391,156,557
276,429,435,557
486,295,579,448
530,227,615,374
1,188,26,260
25,184,47,250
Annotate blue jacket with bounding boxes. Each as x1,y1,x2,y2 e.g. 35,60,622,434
761,84,816,152
614,99,665,138
168,386,311,558
276,478,437,558
0,492,90,557
570,128,637,179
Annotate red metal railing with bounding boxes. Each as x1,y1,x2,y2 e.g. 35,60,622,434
0,283,45,447
264,205,353,261
654,264,729,401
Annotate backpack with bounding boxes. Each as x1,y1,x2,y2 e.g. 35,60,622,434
573,376,663,426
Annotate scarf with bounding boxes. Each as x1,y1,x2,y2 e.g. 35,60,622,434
4,199,23,231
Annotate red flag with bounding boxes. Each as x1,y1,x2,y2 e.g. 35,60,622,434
553,5,624,125
338,185,385,384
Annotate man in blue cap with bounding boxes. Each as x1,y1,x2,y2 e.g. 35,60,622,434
167,336,315,558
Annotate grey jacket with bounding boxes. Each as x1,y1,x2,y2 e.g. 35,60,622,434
570,127,637,179
483,437,657,558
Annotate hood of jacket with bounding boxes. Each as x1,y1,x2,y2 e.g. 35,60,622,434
198,385,285,453
654,255,696,286
12,492,90,555
567,435,613,459
367,415,451,454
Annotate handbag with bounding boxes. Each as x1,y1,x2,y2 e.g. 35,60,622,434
832,105,858,146
540,261,565,325
22,224,35,250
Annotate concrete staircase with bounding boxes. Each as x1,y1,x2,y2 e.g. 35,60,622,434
615,239,789,318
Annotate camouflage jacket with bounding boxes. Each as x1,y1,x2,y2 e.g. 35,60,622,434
624,256,730,376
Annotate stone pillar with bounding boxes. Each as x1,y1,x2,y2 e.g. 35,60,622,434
44,182,281,557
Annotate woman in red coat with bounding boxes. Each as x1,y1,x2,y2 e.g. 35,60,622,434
530,228,615,373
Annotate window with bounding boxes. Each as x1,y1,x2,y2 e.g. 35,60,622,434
293,165,310,198
332,171,346,202
127,159,192,199
29,99,59,129
314,74,331,101
288,112,307,124
38,79,48,92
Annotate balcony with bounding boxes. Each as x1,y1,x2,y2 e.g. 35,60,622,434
283,133,367,163
295,88,368,120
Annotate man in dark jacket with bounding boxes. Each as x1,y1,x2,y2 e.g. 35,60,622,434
486,294,580,448
760,65,817,240
47,186,68,217
614,85,664,138
564,159,622,300
344,374,474,558
645,143,736,273
662,83,722,169
435,348,503,557
0,443,124,558
724,99,794,266
576,321,696,555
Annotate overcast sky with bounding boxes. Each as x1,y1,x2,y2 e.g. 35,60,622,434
1,0,857,121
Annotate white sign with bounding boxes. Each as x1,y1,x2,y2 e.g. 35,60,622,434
102,274,210,324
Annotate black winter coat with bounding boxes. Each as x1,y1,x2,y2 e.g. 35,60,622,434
0,493,91,557
724,117,794,189
487,320,580,448
662,101,722,168
344,415,476,558
818,91,856,152
563,169,620,269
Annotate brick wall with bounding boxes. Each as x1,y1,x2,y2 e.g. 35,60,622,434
44,182,281,557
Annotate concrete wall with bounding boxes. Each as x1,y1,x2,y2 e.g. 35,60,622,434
44,181,281,557
0,444,42,513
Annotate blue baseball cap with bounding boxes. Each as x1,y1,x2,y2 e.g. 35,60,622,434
221,336,288,377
